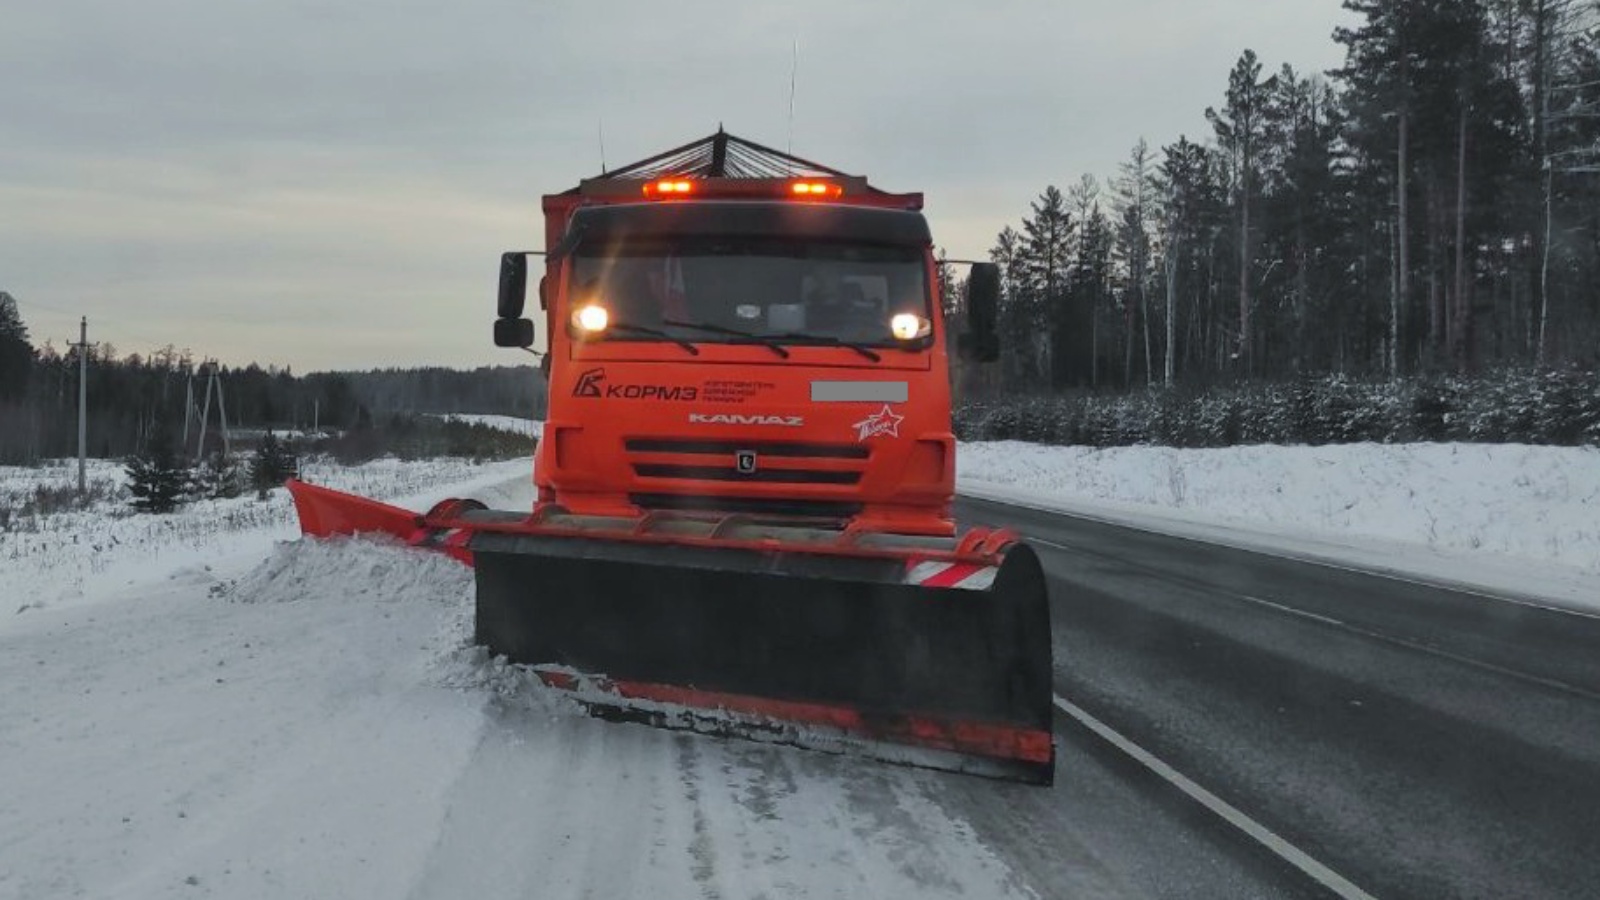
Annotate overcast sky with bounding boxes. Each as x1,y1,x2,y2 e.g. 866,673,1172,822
1,1,1356,372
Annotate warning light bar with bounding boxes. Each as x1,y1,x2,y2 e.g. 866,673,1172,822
634,178,849,201
790,181,843,199
642,179,695,198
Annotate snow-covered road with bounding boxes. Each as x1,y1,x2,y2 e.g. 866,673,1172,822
1,464,1032,900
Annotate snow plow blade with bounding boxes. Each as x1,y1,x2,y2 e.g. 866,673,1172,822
285,479,1055,784
473,521,1054,784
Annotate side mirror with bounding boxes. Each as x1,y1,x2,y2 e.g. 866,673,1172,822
962,262,1001,363
494,317,535,349
498,252,528,319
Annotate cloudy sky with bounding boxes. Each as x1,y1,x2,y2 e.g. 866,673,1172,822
2,1,1355,372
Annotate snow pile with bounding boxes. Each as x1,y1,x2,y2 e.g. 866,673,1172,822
215,536,473,606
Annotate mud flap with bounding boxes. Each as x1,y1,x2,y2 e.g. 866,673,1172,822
470,530,1055,784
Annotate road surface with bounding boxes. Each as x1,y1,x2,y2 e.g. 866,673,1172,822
950,495,1600,899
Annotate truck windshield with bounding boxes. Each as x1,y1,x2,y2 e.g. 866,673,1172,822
569,238,930,348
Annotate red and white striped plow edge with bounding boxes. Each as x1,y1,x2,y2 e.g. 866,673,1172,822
903,560,1000,590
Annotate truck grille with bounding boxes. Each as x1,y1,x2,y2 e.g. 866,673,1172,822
629,493,863,519
633,464,858,484
624,438,868,485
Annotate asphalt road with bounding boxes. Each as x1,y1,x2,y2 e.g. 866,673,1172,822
944,495,1600,900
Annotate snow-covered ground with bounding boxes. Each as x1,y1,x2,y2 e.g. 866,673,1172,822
6,433,1597,898
1,456,1030,900
1,456,534,618
957,441,1600,614
435,414,544,440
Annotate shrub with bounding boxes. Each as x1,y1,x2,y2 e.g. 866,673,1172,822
954,368,1600,449
194,451,246,500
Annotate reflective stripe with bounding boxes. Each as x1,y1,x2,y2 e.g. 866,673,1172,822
905,561,999,591
954,567,999,591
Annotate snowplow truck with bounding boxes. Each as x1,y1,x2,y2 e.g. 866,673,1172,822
289,130,1055,784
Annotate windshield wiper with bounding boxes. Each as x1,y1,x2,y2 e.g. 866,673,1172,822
608,321,700,355
767,332,882,362
662,319,790,358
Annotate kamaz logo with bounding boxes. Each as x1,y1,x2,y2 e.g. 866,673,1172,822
688,413,804,427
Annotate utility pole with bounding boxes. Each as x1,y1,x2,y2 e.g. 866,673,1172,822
215,369,231,457
196,363,212,461
72,317,89,494
182,373,195,451
194,363,233,461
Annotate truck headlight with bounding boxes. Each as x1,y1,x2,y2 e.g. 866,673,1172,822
571,304,609,334
890,313,931,341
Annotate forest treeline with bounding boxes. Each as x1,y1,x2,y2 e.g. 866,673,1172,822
949,0,1600,392
0,293,544,465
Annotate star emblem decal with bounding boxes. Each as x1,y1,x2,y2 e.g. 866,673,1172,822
852,405,904,441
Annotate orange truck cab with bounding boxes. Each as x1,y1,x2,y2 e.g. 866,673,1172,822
493,132,999,539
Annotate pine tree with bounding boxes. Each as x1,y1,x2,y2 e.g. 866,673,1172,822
988,226,1028,387
1114,139,1160,387
126,426,190,514
1018,186,1076,385
1207,51,1280,374
1258,67,1348,375
0,292,33,402
1159,136,1222,384
250,431,298,499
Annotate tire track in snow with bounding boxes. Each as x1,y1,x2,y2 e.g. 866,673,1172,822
403,682,1038,900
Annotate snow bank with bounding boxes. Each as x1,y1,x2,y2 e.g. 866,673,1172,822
958,441,1600,608
1,456,533,622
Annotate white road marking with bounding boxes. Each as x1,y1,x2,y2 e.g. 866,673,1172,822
1029,534,1600,703
1053,694,1379,900
1236,592,1600,703
1238,594,1345,627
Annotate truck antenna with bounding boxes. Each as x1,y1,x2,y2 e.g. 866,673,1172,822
787,37,799,162
598,120,607,174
